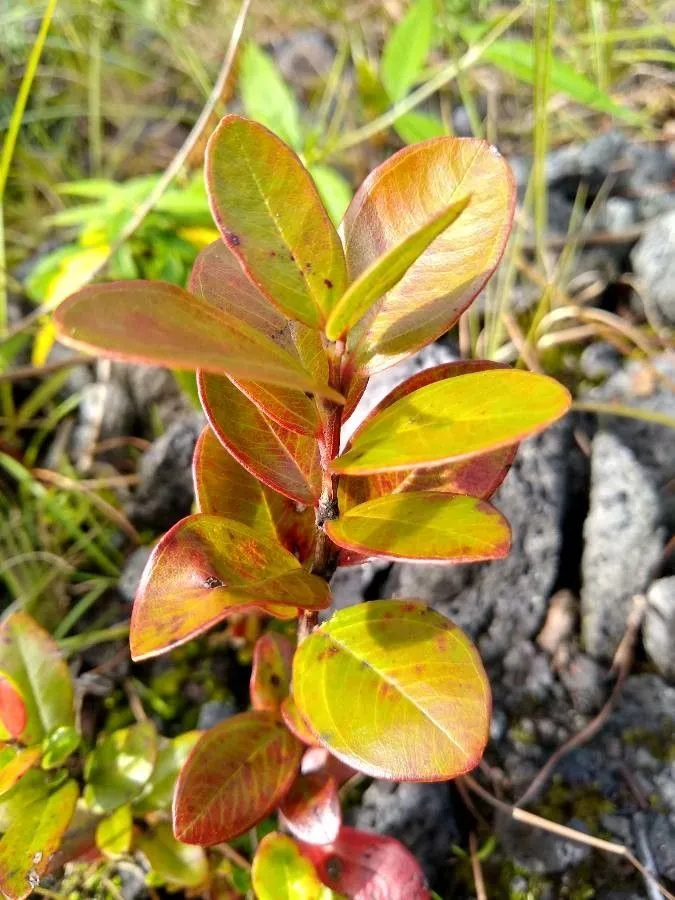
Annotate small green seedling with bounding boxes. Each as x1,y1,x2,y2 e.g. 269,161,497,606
2,114,570,898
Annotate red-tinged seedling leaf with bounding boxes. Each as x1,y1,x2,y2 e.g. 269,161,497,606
338,361,517,512
281,696,321,746
332,369,571,475
325,195,470,341
250,632,294,713
53,281,342,403
133,731,202,815
252,833,337,900
194,426,315,563
0,674,27,741
0,771,79,900
131,515,330,661
0,612,75,746
173,710,302,845
136,823,209,889
279,772,341,845
325,492,511,564
190,241,326,435
341,137,515,377
293,600,491,780
84,722,157,813
0,746,41,797
206,115,348,329
199,371,322,505
299,826,429,899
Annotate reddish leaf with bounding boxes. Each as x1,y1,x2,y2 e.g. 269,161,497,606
53,282,341,401
338,361,516,512
0,675,27,741
199,371,321,505
130,515,331,661
341,137,515,376
190,241,326,435
206,115,348,329
250,632,294,713
279,772,341,845
293,600,490,781
173,711,302,845
299,827,429,899
193,426,315,563
325,492,511,563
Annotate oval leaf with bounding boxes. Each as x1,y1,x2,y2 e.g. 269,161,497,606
131,515,331,661
338,361,517,511
0,772,79,900
54,280,341,402
0,674,27,742
341,138,515,375
325,492,510,563
250,632,294,713
136,822,208,889
199,371,322,505
0,613,75,746
293,600,490,780
252,833,335,900
279,772,341,845
332,369,571,475
325,195,470,341
0,746,41,798
83,722,158,813
194,426,315,563
133,731,202,815
299,826,429,899
173,711,302,845
190,240,324,435
95,804,133,858
206,115,348,328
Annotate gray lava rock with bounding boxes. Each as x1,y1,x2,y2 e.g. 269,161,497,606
116,861,149,900
117,363,194,432
546,131,628,195
581,432,664,660
579,341,622,382
72,380,136,464
649,814,675,881
631,210,675,325
496,812,590,875
127,415,203,532
387,420,571,659
197,699,237,730
644,577,675,682
601,196,637,234
328,560,390,613
118,546,152,603
347,781,459,885
559,652,607,714
275,31,335,92
585,353,675,492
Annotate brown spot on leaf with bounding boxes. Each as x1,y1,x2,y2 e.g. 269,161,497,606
203,576,224,589
323,278,333,289
269,673,281,688
317,645,339,661
224,231,241,247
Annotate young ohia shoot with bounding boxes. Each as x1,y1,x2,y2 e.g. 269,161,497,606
53,114,570,895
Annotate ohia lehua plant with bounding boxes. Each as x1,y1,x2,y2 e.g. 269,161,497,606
49,115,570,895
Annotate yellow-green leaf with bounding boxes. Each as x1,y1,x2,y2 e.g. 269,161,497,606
325,195,470,341
133,731,202,815
206,115,348,328
95,804,133,858
0,613,75,746
136,822,209,889
84,722,157,813
325,492,510,563
381,0,434,101
252,833,337,900
332,369,570,474
0,747,41,798
293,600,490,780
0,772,78,900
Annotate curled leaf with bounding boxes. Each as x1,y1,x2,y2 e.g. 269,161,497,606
131,515,331,661
250,632,294,713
